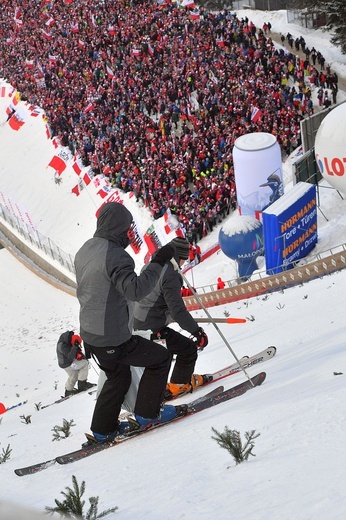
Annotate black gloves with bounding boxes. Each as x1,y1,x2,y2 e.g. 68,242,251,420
193,327,209,351
151,244,175,267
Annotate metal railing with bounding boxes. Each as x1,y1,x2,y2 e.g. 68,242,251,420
0,202,75,275
1,199,346,296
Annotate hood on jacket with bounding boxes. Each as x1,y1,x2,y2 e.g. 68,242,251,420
94,202,133,243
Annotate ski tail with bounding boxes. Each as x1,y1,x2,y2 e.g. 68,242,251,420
14,459,57,476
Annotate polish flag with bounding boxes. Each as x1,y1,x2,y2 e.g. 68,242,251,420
72,154,84,175
8,109,26,131
71,185,80,196
190,9,200,20
29,106,41,117
47,154,67,175
251,106,262,123
83,102,95,113
14,7,22,20
108,24,115,36
97,185,111,199
106,65,115,79
71,22,79,33
102,164,111,175
83,172,92,186
52,136,60,148
182,0,195,7
148,43,154,56
45,123,52,139
46,17,55,27
78,39,86,48
25,59,34,69
42,30,52,41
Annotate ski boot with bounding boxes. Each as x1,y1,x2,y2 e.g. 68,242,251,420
164,374,213,400
130,404,188,431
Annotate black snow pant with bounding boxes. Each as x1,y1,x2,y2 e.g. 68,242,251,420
151,327,198,384
85,336,171,435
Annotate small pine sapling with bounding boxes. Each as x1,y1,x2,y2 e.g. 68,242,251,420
20,414,32,424
45,474,118,519
211,426,260,465
52,419,76,441
0,444,12,464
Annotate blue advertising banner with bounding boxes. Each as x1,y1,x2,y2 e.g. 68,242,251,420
263,183,317,274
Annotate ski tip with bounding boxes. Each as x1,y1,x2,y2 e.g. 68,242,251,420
265,346,276,356
226,317,247,324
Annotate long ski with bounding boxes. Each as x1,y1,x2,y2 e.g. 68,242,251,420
208,346,275,383
13,386,223,477
55,372,266,466
166,346,275,401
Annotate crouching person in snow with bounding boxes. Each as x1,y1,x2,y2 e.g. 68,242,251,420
56,331,95,397
133,236,209,401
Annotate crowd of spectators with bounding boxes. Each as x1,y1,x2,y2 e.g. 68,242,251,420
0,0,335,243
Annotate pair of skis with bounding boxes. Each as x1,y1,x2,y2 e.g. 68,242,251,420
14,347,275,476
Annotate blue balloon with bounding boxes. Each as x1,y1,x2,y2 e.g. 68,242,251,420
219,216,264,280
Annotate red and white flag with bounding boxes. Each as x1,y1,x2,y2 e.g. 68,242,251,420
102,164,111,175
25,59,34,69
83,172,92,186
106,65,115,79
83,102,95,113
71,185,80,196
251,106,262,123
71,22,79,33
97,185,111,199
42,29,52,41
182,0,195,7
148,43,154,56
29,106,42,117
108,24,115,36
46,17,55,27
190,9,200,20
8,109,26,131
78,39,86,48
52,136,60,148
45,123,52,139
14,7,22,20
47,154,67,175
72,154,84,175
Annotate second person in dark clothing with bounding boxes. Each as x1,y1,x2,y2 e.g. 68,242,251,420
134,236,209,400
